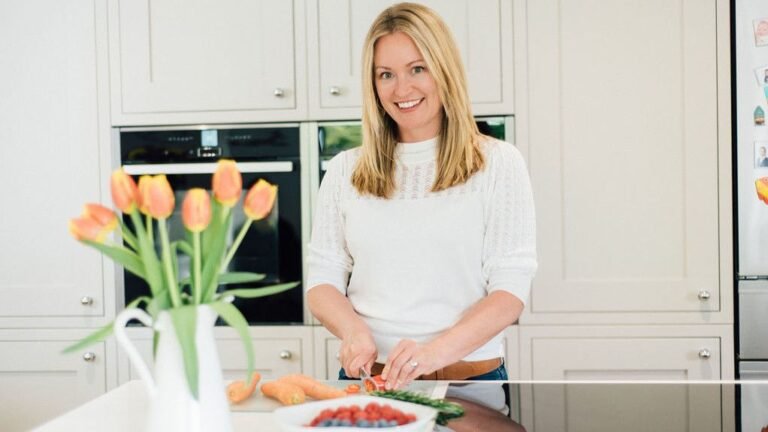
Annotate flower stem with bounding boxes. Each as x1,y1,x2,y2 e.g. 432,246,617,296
220,218,252,273
158,219,181,307
193,232,202,304
118,219,138,251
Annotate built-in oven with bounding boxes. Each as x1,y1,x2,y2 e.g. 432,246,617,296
117,124,304,324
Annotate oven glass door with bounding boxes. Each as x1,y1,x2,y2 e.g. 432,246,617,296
123,161,303,324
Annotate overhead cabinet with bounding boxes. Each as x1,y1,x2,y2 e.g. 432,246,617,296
108,0,514,125
307,0,515,119
108,0,307,125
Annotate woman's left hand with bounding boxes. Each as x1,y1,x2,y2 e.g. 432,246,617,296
381,339,442,390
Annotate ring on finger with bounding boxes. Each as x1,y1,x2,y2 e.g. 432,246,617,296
409,360,419,369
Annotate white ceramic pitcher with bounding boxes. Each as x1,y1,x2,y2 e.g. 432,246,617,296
114,305,233,432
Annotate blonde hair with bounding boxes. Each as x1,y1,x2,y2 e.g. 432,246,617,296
351,2,485,198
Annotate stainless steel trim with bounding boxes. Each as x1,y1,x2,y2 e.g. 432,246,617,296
123,161,293,175
116,123,301,132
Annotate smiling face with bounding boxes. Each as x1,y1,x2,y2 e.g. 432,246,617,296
373,32,444,143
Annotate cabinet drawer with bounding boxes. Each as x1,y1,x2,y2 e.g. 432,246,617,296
122,332,304,382
0,340,106,432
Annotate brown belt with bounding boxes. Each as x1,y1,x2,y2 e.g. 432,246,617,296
370,357,502,380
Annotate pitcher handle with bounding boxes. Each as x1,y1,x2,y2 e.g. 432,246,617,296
114,308,157,398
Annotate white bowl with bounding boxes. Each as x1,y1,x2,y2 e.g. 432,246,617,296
273,395,438,432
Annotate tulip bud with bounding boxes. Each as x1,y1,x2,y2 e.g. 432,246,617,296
182,188,211,233
212,160,242,208
244,179,277,220
145,175,175,219
137,175,152,216
83,203,118,232
69,217,107,242
111,169,139,213
757,178,768,205
69,204,118,243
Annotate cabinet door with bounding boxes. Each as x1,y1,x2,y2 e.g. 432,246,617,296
522,337,722,432
121,330,306,382
0,0,105,322
523,0,724,316
110,0,302,124
309,0,514,119
0,341,106,432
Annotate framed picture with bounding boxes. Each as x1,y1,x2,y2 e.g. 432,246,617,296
754,18,768,46
755,141,768,169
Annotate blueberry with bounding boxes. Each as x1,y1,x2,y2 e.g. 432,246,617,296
356,419,371,427
340,419,352,427
388,420,399,427
319,419,333,427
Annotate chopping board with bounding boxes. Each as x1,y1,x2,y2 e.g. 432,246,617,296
229,379,443,413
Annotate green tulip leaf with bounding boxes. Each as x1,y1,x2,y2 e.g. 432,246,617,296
217,272,266,285
62,322,113,354
209,301,254,385
61,296,149,354
83,240,146,280
175,240,194,256
169,306,199,400
217,282,299,299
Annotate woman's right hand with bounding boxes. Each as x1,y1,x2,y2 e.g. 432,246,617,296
340,329,377,378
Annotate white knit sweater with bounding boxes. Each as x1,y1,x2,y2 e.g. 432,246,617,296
307,136,537,362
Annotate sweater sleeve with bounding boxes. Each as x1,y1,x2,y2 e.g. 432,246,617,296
481,142,538,305
306,153,354,295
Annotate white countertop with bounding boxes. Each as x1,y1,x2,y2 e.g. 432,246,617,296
34,380,448,432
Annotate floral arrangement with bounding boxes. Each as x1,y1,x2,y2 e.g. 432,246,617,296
64,160,297,398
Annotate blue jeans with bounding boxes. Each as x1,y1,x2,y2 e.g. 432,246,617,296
338,361,508,381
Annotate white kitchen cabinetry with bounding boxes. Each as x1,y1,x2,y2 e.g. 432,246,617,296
117,326,314,383
307,0,514,119
518,325,735,432
0,336,107,432
0,0,113,328
518,0,732,324
108,0,307,126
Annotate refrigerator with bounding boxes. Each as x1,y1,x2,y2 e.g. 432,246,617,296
735,0,768,430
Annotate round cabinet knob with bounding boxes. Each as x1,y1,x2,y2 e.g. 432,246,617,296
80,296,94,306
698,349,711,359
82,352,96,362
279,350,292,360
697,290,711,301
273,88,285,98
329,86,341,96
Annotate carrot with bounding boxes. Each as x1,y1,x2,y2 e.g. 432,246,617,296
261,380,306,405
345,383,361,394
278,373,347,400
226,372,261,404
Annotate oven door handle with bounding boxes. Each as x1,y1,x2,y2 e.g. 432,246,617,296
122,161,294,176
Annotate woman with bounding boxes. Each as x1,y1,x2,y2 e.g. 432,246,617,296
307,2,536,391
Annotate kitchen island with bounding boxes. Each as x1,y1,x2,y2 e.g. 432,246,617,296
34,379,767,431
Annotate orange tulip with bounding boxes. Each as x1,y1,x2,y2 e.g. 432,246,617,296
244,179,277,220
757,178,768,205
144,175,175,219
83,203,118,232
69,203,118,243
212,160,242,207
137,175,152,215
182,188,211,232
111,169,139,213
